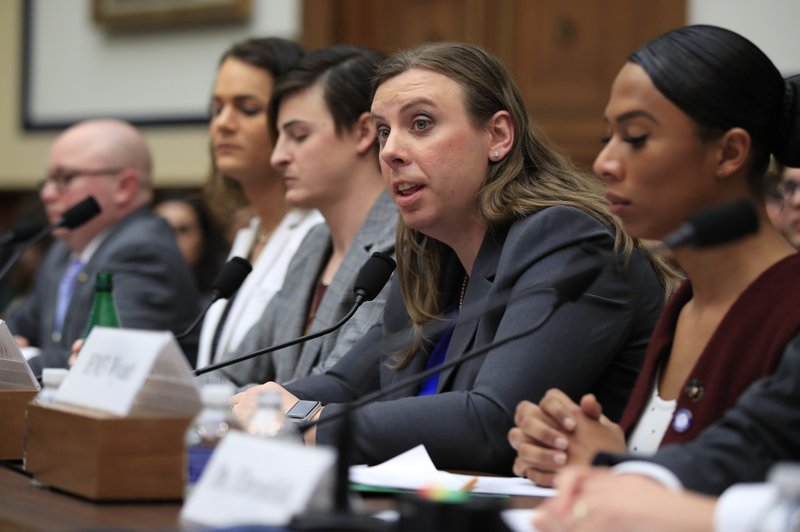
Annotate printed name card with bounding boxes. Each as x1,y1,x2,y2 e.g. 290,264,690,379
0,320,40,391
181,432,336,528
56,327,200,416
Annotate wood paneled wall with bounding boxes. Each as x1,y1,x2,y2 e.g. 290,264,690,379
301,0,685,167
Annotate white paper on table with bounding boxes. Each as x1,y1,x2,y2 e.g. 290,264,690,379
349,444,555,497
0,320,40,390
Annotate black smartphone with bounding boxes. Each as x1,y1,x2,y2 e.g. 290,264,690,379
285,399,322,421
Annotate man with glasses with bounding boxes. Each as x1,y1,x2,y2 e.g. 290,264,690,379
766,163,800,249
6,119,200,372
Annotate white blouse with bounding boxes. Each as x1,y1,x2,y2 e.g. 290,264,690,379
195,209,323,369
627,382,677,455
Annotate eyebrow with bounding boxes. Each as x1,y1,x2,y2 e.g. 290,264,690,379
372,96,438,122
605,109,660,125
279,119,308,131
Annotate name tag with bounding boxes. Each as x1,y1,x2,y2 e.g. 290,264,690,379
180,432,336,528
56,327,199,416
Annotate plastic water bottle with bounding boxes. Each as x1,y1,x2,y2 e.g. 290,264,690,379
83,272,120,337
757,463,800,532
246,391,301,442
35,368,69,404
184,383,240,498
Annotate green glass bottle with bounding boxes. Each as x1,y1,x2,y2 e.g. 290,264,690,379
83,272,120,337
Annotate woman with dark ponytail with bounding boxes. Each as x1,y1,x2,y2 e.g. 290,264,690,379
511,24,800,494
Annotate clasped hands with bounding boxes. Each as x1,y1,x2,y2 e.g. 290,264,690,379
507,388,626,486
532,466,715,532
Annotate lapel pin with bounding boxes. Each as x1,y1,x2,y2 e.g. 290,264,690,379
672,408,693,433
684,378,704,402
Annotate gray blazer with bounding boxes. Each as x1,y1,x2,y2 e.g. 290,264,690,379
223,190,398,386
286,206,666,474
6,208,200,373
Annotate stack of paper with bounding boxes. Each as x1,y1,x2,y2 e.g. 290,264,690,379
350,445,555,497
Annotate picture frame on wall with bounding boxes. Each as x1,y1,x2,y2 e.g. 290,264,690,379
92,0,252,31
20,0,256,130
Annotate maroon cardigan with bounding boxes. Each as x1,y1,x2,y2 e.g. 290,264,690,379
620,253,800,445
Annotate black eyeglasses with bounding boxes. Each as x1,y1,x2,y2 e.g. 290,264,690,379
39,167,125,192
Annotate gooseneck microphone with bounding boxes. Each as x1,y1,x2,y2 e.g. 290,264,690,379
289,252,604,532
0,221,45,247
0,222,45,268
288,200,763,530
301,256,606,436
57,196,103,229
661,199,759,249
293,197,766,437
0,196,102,283
194,252,397,377
288,200,764,530
174,257,253,341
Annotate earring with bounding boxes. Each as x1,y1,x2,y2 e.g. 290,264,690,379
492,150,500,160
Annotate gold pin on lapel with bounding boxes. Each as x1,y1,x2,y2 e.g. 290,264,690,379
684,379,704,402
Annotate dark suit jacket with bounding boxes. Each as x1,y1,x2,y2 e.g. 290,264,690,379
6,208,200,372
225,190,398,385
640,333,800,495
286,206,665,474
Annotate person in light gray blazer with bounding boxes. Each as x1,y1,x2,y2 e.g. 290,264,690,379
225,190,397,385
209,46,397,386
7,119,200,373
231,43,674,474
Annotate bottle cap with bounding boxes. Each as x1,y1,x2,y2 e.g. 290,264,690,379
200,383,235,406
41,368,69,388
95,272,113,290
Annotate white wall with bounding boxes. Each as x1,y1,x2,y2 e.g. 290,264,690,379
689,0,800,75
0,0,299,189
28,0,300,124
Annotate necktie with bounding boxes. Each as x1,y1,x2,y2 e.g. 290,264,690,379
53,258,84,341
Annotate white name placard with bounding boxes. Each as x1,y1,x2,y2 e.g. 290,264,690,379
181,432,336,528
56,327,200,416
0,320,40,391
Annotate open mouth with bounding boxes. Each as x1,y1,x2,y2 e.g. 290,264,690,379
397,182,423,197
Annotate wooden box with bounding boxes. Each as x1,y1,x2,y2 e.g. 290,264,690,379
25,402,192,501
0,390,38,459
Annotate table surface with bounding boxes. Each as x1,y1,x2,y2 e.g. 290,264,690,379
0,461,542,531
0,462,182,530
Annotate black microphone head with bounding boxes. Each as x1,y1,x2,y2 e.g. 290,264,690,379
353,252,396,302
57,196,102,229
212,257,252,299
3,221,45,245
688,199,759,248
